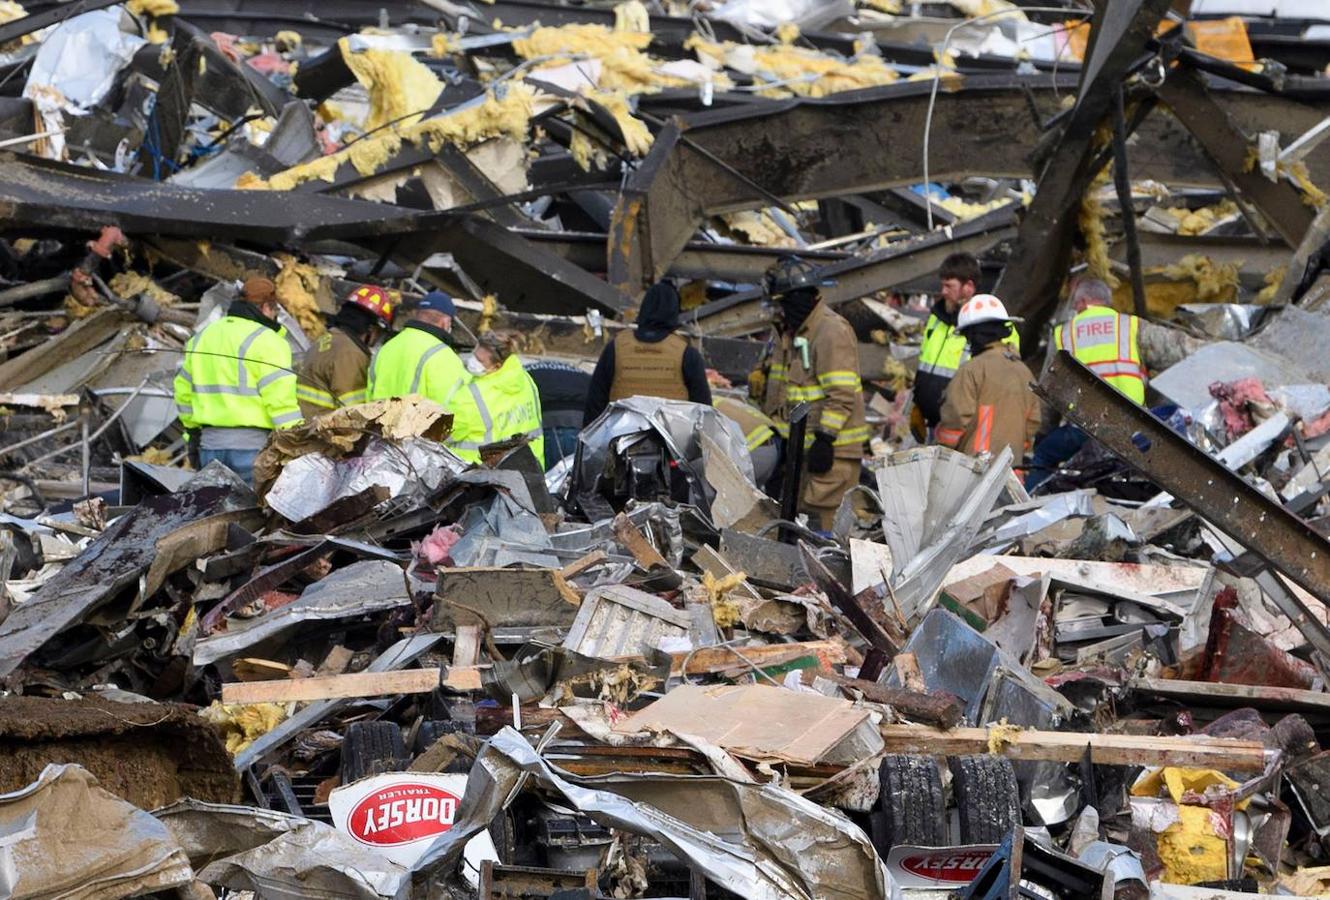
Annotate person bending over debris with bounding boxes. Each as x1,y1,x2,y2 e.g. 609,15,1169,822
582,280,711,425
366,290,468,411
915,252,1020,432
174,275,303,484
714,396,781,491
525,359,591,469
447,331,545,468
295,284,395,419
758,255,868,530
1026,278,1146,490
936,294,1040,466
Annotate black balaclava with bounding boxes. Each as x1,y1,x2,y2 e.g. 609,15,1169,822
778,287,820,334
961,319,1011,355
636,281,682,341
332,303,379,340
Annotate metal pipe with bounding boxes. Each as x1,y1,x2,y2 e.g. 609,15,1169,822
80,414,90,499
20,379,150,469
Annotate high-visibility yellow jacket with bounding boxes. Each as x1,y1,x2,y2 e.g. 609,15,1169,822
366,322,467,408
714,396,776,451
760,301,869,458
916,306,1019,424
1054,306,1146,404
446,355,545,468
296,327,370,418
174,310,302,432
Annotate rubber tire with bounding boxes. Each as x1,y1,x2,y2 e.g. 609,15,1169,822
949,754,1021,844
341,721,408,784
874,754,946,854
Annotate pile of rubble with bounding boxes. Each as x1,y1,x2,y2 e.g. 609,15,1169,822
3,0,1330,897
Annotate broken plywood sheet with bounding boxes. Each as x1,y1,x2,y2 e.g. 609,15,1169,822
613,683,882,766
432,567,581,629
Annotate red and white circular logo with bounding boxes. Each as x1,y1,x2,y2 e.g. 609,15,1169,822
898,849,993,883
347,782,462,846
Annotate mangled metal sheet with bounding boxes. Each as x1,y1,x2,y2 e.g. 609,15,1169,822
412,727,892,900
0,466,259,677
193,560,411,666
562,584,691,660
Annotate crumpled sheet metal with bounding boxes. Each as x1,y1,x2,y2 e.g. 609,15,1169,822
1,764,192,899
1174,303,1268,341
266,436,465,523
193,559,411,665
573,397,754,495
977,489,1098,550
412,727,893,900
873,445,1013,626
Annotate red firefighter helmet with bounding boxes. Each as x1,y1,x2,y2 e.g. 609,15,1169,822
346,284,395,326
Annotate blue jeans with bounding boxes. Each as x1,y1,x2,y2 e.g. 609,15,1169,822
199,448,259,485
543,425,580,469
1025,426,1088,491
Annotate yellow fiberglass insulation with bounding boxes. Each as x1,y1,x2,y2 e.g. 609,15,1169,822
273,254,327,339
565,91,653,171
108,271,180,306
127,0,179,16
685,36,898,98
613,0,650,33
339,39,444,132
1156,254,1241,304
200,701,289,755
1257,265,1286,304
720,210,796,247
515,24,689,94
239,84,537,191
1078,168,1119,288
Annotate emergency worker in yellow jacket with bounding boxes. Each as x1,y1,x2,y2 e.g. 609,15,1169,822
916,253,1019,430
758,256,869,530
935,295,1040,464
366,290,468,410
1026,278,1146,490
296,284,394,419
447,331,545,467
174,275,302,483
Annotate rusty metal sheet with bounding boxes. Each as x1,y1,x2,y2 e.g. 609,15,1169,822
1035,350,1330,618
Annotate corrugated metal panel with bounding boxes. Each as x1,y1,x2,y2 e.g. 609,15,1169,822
562,585,691,660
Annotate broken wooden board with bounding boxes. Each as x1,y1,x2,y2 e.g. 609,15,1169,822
431,567,581,629
221,666,482,704
1129,677,1330,716
879,724,1268,772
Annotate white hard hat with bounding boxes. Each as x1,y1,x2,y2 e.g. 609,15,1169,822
957,294,1022,331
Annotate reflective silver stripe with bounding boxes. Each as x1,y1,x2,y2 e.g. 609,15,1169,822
1088,361,1145,378
524,428,542,440
256,370,293,391
270,410,302,426
410,344,446,394
236,326,268,389
177,368,194,385
1117,313,1133,362
467,382,494,443
918,361,957,377
194,383,260,395
177,404,193,414
451,441,484,450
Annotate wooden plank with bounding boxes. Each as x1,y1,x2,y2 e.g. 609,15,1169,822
879,724,1269,772
221,666,481,704
0,392,80,408
452,625,482,668
612,512,668,570
817,670,963,729
669,640,847,677
1130,677,1330,714
560,550,608,581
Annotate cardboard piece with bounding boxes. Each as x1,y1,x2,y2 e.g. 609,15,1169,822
613,683,882,765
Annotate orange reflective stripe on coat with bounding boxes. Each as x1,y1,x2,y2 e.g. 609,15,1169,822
973,405,995,453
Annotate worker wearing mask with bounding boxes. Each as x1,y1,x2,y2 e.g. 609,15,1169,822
174,275,302,483
447,331,544,467
935,295,1040,464
916,253,1019,431
1026,278,1146,489
366,290,467,410
582,280,711,425
296,284,395,419
714,396,781,491
758,255,868,530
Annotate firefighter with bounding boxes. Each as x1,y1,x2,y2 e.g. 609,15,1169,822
582,280,711,425
295,284,394,418
173,275,302,483
935,294,1040,465
915,252,1020,431
447,331,545,467
758,255,868,530
1026,278,1146,489
714,396,781,491
366,290,467,410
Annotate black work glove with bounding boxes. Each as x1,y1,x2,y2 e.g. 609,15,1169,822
806,431,835,475
186,428,202,469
